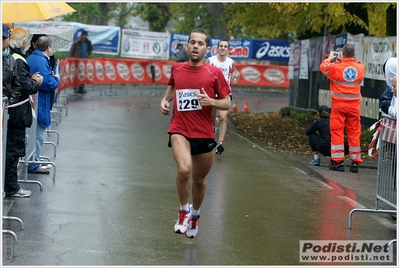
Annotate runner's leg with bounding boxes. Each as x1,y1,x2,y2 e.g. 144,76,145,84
170,134,192,206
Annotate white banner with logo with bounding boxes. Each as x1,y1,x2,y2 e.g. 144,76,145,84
121,29,170,60
299,39,310,80
14,21,121,55
335,33,364,62
363,36,397,80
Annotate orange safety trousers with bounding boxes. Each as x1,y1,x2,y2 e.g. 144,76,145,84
330,99,363,164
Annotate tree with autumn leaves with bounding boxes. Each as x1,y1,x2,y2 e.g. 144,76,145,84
223,2,396,39
62,2,396,39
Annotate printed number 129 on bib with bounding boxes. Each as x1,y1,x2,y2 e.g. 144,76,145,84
176,89,202,112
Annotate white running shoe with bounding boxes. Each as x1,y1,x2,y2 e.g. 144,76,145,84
9,188,32,198
186,215,200,238
174,207,192,234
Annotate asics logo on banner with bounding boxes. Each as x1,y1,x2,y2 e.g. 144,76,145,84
256,42,290,59
179,91,197,98
343,67,358,82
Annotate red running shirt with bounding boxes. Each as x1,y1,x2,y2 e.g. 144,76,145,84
167,62,232,138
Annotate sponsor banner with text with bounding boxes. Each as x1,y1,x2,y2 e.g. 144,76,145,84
14,21,120,55
58,58,173,91
362,36,397,80
251,40,291,62
235,64,289,87
208,39,252,60
169,33,252,60
58,59,289,92
121,29,170,60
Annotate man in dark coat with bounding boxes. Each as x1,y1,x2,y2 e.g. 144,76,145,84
175,43,189,62
69,30,93,94
3,24,42,197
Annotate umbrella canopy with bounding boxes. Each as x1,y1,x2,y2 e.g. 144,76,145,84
2,2,76,23
26,25,77,53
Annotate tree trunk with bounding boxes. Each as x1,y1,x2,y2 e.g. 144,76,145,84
386,5,397,36
206,3,227,38
94,3,109,25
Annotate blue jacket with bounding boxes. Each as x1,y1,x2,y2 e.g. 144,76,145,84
27,50,59,128
379,86,393,114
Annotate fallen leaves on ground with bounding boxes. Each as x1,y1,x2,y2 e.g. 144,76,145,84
229,111,373,159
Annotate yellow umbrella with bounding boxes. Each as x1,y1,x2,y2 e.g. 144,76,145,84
2,2,76,24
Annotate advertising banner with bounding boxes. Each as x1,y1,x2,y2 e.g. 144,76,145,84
121,29,170,60
308,37,325,72
170,33,190,58
251,40,291,62
58,58,174,91
299,39,310,79
169,33,252,60
14,21,120,55
363,36,397,80
293,41,301,79
71,23,120,55
321,35,336,62
208,39,252,60
335,33,364,62
58,59,289,92
235,64,289,87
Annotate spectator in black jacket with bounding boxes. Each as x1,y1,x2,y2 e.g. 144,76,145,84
69,30,93,94
306,105,349,167
3,24,43,197
3,25,43,197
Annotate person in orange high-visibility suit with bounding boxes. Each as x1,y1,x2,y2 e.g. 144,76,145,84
319,44,364,173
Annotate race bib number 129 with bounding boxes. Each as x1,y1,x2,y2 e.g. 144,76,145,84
176,89,202,112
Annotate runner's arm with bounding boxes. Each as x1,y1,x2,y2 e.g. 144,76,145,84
197,88,231,110
232,60,239,84
160,85,174,115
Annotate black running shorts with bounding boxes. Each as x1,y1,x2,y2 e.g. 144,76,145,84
168,134,217,155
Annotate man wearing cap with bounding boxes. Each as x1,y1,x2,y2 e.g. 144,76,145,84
175,43,189,62
69,30,93,94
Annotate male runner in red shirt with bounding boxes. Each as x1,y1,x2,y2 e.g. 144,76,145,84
160,28,231,238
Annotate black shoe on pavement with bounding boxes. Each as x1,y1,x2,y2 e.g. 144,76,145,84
329,160,344,172
328,159,334,168
350,162,358,173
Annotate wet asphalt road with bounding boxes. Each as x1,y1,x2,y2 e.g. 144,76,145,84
2,85,396,266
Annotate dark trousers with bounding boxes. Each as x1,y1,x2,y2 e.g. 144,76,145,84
308,133,331,156
308,133,349,157
4,128,25,196
73,84,85,94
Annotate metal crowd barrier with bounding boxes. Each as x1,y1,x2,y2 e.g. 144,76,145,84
3,88,63,258
2,96,20,257
18,93,57,188
348,114,397,238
